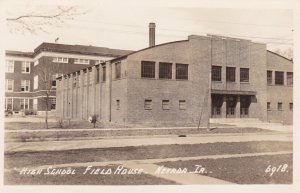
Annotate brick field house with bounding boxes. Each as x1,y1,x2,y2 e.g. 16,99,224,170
56,24,293,126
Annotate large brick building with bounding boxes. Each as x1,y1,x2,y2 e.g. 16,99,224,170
4,43,133,115
56,34,293,125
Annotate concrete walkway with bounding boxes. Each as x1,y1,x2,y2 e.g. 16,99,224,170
5,132,292,153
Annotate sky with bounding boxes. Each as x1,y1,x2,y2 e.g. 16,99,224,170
2,0,295,53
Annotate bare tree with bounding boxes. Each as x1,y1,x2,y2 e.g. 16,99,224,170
37,64,61,129
6,6,85,34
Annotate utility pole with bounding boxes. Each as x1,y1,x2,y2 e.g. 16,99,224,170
207,71,211,131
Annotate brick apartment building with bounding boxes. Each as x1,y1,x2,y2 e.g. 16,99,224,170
4,43,133,115
56,32,293,125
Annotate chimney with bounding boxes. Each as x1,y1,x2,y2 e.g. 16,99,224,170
149,22,156,47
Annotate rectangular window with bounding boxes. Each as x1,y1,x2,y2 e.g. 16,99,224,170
21,80,30,92
162,100,170,110
50,98,56,110
102,65,106,82
141,61,155,78
21,61,30,73
179,100,186,110
267,102,271,111
240,68,249,82
5,98,13,110
159,62,172,79
52,74,57,87
96,67,100,83
73,76,77,87
287,72,293,86
53,57,68,63
6,79,14,92
144,99,152,110
176,63,188,80
278,102,282,111
88,68,93,84
116,100,120,110
212,66,222,81
115,62,121,79
267,71,272,85
5,60,14,72
226,67,236,82
289,103,293,111
34,75,38,89
74,58,90,64
275,71,284,85
83,71,88,85
20,99,29,110
33,98,38,110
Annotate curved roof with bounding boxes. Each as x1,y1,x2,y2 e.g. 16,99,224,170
267,50,293,62
111,40,188,62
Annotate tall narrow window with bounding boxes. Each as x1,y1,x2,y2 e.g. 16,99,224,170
115,62,121,79
176,64,188,80
275,71,284,85
5,60,14,72
116,100,120,110
50,98,56,110
141,61,155,78
5,98,13,110
144,99,152,110
88,68,93,84
179,100,186,110
162,100,170,110
52,74,57,87
267,71,272,85
159,62,172,79
226,67,236,82
289,103,293,111
21,61,30,73
21,80,30,92
240,68,249,82
278,102,282,111
212,66,222,81
5,79,14,92
267,102,271,111
287,72,293,86
34,76,38,89
102,65,106,82
96,67,100,83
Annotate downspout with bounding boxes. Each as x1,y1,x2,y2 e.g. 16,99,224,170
109,62,112,122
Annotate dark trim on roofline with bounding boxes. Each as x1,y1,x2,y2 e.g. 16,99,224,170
267,50,293,62
110,39,188,63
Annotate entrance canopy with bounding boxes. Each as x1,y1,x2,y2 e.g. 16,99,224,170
211,89,256,96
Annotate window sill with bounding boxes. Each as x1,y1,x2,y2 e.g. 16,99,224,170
240,82,250,84
22,72,30,74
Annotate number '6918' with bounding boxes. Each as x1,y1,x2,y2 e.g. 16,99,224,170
265,164,288,177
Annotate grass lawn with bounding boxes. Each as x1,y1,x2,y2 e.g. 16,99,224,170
5,122,273,142
158,154,293,184
4,165,178,185
5,141,292,169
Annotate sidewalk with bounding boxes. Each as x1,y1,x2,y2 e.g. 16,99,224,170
5,132,292,153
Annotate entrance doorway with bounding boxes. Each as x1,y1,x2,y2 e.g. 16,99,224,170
211,94,222,118
240,95,251,118
226,95,237,118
